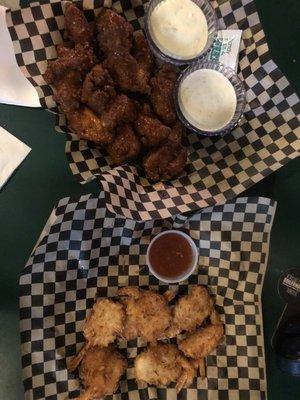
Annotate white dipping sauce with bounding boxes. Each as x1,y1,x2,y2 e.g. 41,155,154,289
178,69,237,132
149,0,208,60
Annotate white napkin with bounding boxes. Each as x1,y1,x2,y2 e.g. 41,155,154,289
0,5,40,107
0,126,31,189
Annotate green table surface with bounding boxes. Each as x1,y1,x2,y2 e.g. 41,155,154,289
0,0,299,399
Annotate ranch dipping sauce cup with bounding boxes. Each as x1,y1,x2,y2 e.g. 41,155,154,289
175,61,246,136
145,0,218,65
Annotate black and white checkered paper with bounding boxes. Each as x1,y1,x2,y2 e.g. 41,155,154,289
5,0,300,220
20,195,276,400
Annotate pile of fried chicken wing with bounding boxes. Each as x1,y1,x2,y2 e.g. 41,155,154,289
45,4,187,181
69,286,224,399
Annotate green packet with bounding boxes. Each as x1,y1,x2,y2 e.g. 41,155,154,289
208,30,242,72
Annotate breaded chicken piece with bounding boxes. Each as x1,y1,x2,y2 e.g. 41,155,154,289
132,33,154,92
134,114,171,147
52,70,82,114
150,64,177,125
67,95,137,145
104,33,153,94
101,94,138,130
135,343,195,393
104,51,151,94
142,122,186,182
70,299,125,371
74,346,127,400
81,64,116,115
67,107,115,145
179,324,224,359
64,3,93,44
143,143,187,182
164,286,214,338
170,121,185,143
44,43,96,83
118,287,171,343
107,124,141,165
142,120,187,181
97,8,133,56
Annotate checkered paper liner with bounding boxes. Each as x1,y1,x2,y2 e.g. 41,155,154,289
20,195,276,400
5,0,300,220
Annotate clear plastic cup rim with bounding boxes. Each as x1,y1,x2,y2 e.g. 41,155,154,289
174,60,247,137
146,230,199,284
144,0,219,66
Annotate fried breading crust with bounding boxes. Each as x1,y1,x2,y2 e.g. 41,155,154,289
67,107,115,145
75,346,127,400
64,3,93,44
69,299,125,372
179,324,224,359
67,95,137,145
81,64,116,115
150,64,177,125
134,114,171,147
44,43,96,84
164,286,214,338
101,94,138,130
135,343,195,393
118,287,171,342
104,51,151,94
97,8,134,56
143,144,187,181
84,298,125,347
142,122,187,181
52,70,82,114
107,124,141,165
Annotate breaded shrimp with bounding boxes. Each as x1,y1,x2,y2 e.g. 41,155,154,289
70,298,125,370
75,346,126,400
165,286,214,338
135,343,195,393
118,287,171,342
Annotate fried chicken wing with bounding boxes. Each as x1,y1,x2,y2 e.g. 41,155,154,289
44,43,96,83
164,286,214,338
104,51,151,94
97,8,133,56
143,145,187,181
107,124,141,165
68,95,137,145
64,3,93,44
52,70,82,114
81,64,116,115
179,324,224,360
67,107,115,145
168,121,185,146
131,33,154,92
74,346,127,400
150,64,177,125
118,287,171,342
132,34,154,74
135,343,195,393
101,94,138,130
56,41,74,57
134,114,171,147
142,121,187,181
103,32,152,94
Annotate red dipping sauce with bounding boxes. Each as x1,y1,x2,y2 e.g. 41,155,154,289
147,231,198,282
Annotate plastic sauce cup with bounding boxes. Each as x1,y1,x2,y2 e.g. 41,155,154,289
146,230,199,283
